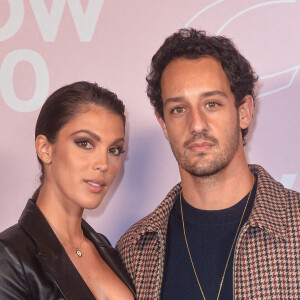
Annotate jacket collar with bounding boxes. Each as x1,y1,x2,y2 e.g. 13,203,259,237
248,164,287,239
18,199,136,299
128,164,287,243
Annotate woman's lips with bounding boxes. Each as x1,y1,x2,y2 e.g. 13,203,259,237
84,180,105,193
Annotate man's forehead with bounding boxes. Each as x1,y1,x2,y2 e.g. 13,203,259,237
163,55,221,72
160,56,231,100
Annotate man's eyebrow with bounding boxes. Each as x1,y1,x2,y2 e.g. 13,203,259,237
164,97,185,106
71,129,100,141
200,90,228,98
164,90,228,106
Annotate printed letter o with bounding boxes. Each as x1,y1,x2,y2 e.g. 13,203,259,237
0,49,49,112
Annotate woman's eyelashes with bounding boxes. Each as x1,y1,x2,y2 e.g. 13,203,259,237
108,146,125,157
74,137,125,156
74,138,125,156
74,138,94,149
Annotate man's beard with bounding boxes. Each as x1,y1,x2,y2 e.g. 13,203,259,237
170,122,240,177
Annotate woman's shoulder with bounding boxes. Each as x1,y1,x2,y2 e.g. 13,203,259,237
0,222,34,261
0,223,28,246
0,224,33,299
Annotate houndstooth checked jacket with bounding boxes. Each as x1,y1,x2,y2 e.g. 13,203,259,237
117,165,300,299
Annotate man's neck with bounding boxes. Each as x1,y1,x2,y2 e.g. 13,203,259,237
180,156,254,210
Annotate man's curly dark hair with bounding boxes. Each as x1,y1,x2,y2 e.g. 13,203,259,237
146,28,258,141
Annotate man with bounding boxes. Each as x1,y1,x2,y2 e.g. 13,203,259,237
117,29,300,299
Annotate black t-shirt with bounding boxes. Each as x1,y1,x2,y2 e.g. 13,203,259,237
160,178,257,300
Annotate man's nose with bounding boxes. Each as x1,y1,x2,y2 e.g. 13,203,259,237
189,108,209,134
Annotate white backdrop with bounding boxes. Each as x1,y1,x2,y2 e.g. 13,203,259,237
1,0,299,245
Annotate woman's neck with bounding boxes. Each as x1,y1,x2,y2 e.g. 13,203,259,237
36,184,84,242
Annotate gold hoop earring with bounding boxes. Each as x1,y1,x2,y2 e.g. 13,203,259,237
45,158,49,164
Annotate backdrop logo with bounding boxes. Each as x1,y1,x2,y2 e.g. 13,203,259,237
185,0,300,99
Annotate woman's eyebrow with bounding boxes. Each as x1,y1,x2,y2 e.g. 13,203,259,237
71,129,100,141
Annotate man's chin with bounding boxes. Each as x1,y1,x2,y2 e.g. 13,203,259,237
182,161,226,177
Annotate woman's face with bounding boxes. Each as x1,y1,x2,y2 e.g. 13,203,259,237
45,105,125,211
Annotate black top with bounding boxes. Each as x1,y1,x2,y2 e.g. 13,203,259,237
0,199,136,300
161,178,257,300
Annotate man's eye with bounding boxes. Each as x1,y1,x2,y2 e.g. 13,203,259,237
206,102,219,109
171,107,185,114
75,139,93,149
108,147,125,157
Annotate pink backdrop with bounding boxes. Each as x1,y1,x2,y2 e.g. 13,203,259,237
1,0,299,245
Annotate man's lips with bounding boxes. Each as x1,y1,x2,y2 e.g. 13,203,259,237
183,133,218,149
187,142,214,151
84,179,106,193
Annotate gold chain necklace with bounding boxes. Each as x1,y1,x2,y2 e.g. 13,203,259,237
59,230,85,258
46,218,85,258
179,176,255,300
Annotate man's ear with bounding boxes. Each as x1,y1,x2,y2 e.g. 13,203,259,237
35,135,52,165
155,111,169,140
238,95,254,130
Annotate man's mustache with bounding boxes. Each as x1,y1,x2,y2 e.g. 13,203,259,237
183,132,219,148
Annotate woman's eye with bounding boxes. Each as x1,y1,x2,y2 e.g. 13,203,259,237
75,139,93,149
108,146,125,156
171,106,185,114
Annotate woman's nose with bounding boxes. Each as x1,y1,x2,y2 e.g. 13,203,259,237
93,151,109,172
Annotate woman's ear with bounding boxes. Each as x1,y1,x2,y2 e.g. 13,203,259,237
239,95,254,130
35,135,52,165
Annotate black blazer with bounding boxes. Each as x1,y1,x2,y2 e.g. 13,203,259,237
0,200,136,299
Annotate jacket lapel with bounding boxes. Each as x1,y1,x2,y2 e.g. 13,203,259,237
19,200,96,299
82,220,136,298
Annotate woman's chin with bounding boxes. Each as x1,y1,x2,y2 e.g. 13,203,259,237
81,196,105,210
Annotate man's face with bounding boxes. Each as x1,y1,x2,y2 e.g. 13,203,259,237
158,56,249,177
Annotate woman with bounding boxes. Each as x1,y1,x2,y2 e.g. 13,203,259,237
0,81,136,299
